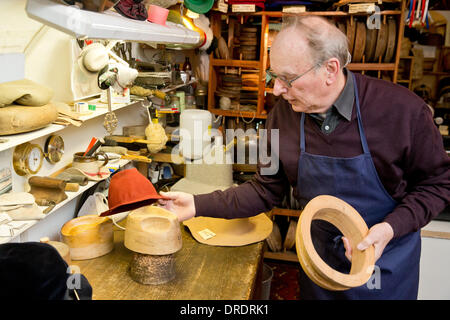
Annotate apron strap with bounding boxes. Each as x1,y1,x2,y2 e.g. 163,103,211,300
299,72,371,155
352,72,370,155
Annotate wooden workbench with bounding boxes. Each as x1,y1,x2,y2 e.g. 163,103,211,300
72,226,265,300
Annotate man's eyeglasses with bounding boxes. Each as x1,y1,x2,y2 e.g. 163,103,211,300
266,64,319,88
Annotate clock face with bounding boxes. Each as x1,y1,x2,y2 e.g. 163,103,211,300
45,135,64,163
27,146,43,174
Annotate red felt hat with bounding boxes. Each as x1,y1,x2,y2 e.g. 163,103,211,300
99,168,167,217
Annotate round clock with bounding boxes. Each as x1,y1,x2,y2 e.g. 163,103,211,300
13,143,45,176
44,135,65,164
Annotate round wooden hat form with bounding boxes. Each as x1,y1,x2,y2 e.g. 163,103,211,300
295,195,375,291
61,215,114,261
125,205,182,285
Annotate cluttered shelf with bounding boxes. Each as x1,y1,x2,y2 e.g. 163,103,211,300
0,158,131,245
26,0,200,44
0,99,145,153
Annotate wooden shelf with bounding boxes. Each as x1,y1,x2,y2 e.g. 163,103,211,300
210,109,267,119
211,59,260,69
242,86,259,91
232,10,402,17
347,63,396,71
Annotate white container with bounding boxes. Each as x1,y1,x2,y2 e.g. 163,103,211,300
180,110,212,160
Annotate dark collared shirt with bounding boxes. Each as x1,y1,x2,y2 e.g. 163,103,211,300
309,68,355,134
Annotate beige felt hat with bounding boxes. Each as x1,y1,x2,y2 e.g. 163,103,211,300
77,43,109,75
183,213,273,247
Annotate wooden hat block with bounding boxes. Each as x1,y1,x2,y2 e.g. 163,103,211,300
40,237,72,266
124,205,182,285
60,215,114,260
296,195,375,291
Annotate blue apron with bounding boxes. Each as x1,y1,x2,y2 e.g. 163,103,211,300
296,72,421,300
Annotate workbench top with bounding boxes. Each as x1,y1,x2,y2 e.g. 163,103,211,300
72,226,264,300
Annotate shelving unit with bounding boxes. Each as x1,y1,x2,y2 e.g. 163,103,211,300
0,98,149,244
207,2,406,120
0,158,131,244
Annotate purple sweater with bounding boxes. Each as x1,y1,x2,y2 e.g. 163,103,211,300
194,73,450,238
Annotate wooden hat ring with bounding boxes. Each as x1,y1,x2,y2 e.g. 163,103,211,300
295,195,375,291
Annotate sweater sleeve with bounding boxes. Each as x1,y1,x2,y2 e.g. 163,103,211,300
383,103,450,238
194,109,290,219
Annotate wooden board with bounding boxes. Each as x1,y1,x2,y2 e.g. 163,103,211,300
346,17,356,55
352,21,366,63
384,18,397,63
364,27,378,62
374,21,388,61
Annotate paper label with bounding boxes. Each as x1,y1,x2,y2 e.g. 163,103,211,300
282,5,306,13
218,0,228,13
232,4,255,13
198,228,216,240
348,3,376,14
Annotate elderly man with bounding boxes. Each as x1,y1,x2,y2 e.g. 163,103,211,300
159,16,450,299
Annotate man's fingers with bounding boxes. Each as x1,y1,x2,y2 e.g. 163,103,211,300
342,236,352,262
357,236,375,251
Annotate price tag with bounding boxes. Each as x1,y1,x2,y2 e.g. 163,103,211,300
198,228,216,240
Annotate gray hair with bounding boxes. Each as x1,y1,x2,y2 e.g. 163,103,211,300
280,15,351,69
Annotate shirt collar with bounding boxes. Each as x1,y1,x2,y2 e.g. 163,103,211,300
332,68,354,121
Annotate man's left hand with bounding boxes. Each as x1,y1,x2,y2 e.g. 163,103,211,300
342,222,394,262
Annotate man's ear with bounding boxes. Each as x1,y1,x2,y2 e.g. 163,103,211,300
325,58,340,85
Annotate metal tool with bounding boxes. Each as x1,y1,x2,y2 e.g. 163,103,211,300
103,87,118,135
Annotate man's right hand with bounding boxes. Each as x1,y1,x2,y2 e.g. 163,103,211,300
158,191,196,222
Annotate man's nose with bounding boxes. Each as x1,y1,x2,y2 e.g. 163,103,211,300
272,78,287,96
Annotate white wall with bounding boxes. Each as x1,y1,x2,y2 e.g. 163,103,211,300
419,236,450,300
0,0,146,243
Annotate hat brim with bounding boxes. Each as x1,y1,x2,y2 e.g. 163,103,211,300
184,0,214,14
99,195,170,217
183,213,273,246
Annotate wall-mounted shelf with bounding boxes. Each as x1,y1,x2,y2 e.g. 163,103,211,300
0,158,131,245
26,0,200,44
209,109,267,119
0,99,145,153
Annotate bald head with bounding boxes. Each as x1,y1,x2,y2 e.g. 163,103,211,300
271,16,350,69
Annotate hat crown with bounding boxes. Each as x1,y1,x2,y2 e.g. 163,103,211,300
125,206,182,255
102,168,164,217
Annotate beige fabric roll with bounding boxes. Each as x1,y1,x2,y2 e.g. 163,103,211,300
0,104,58,135
0,79,54,107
